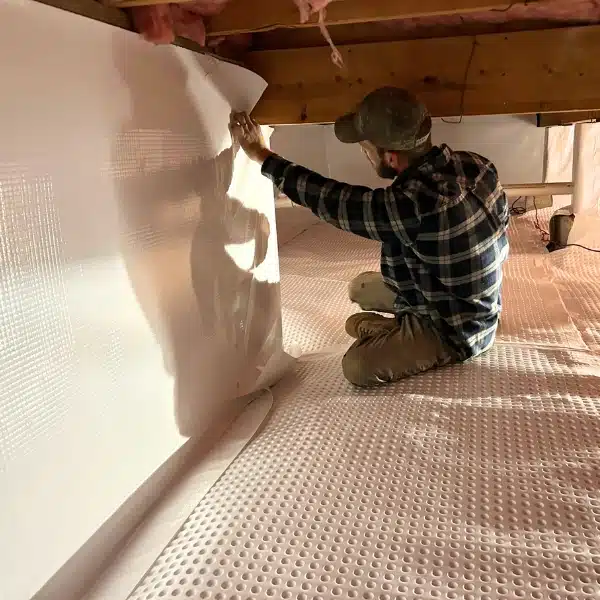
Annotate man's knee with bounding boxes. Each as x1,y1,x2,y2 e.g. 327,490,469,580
348,273,369,304
348,272,396,314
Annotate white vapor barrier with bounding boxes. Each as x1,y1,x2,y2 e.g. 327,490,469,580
546,123,600,245
0,2,293,599
546,125,575,184
81,393,276,600
431,115,546,185
111,177,600,600
271,115,546,192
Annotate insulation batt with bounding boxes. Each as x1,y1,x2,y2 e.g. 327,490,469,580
130,0,600,51
131,0,334,46
293,0,334,23
362,0,600,40
131,0,231,45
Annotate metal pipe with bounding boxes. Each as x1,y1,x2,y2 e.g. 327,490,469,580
572,123,587,215
503,182,573,199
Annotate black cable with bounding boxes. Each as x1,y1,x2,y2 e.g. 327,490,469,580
509,196,526,216
532,196,550,243
562,243,600,253
441,38,478,125
491,1,527,12
511,193,600,254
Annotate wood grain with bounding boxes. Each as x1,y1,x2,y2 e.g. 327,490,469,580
245,25,600,125
204,0,537,36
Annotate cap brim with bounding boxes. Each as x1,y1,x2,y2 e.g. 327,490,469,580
334,113,363,144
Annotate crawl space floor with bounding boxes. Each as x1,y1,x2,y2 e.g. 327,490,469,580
127,201,600,600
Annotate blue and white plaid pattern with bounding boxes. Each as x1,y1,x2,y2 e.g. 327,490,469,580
262,145,509,361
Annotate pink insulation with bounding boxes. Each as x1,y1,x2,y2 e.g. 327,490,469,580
131,0,333,47
131,4,174,44
130,0,600,52
293,0,333,23
131,0,232,45
362,0,600,41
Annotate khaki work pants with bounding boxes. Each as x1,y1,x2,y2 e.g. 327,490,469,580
343,272,456,387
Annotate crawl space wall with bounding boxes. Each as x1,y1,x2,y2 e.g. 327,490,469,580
271,116,547,190
0,2,287,599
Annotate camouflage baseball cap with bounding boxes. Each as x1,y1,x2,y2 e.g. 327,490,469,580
334,87,431,152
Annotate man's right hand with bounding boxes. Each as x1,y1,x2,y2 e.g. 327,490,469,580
229,112,273,164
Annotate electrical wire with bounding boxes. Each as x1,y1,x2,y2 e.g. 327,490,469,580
441,38,478,125
508,195,550,244
509,196,526,216
531,196,550,243
527,196,600,254
496,193,599,254
440,1,532,123
491,1,532,12
561,243,600,253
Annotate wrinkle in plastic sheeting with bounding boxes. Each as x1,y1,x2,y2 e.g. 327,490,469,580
0,3,293,599
110,36,292,438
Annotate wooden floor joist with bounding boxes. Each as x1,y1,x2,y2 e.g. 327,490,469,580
206,0,538,37
245,25,600,125
538,111,600,127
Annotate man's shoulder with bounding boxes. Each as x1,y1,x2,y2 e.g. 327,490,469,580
439,146,499,180
398,145,500,189
394,146,500,215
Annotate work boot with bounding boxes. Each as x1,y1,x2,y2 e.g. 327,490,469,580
345,312,397,340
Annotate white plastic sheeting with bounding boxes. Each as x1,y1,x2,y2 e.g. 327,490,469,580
271,116,547,190
432,116,546,185
82,392,276,600
546,122,600,245
0,2,291,599
99,193,600,600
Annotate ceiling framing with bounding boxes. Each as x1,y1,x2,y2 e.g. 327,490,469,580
36,0,600,125
247,25,600,124
205,0,532,37
33,0,222,57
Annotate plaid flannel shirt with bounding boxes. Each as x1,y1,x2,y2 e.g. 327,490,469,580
262,145,509,361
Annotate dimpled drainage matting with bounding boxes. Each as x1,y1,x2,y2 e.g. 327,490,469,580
130,208,600,600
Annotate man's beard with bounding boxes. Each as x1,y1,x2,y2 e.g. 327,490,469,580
376,162,398,180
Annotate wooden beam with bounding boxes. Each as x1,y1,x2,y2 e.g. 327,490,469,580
245,25,600,125
538,111,600,127
35,0,130,29
205,0,538,37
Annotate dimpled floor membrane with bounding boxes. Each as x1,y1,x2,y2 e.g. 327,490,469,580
128,205,600,600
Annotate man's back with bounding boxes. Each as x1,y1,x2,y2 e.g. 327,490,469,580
379,145,510,360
